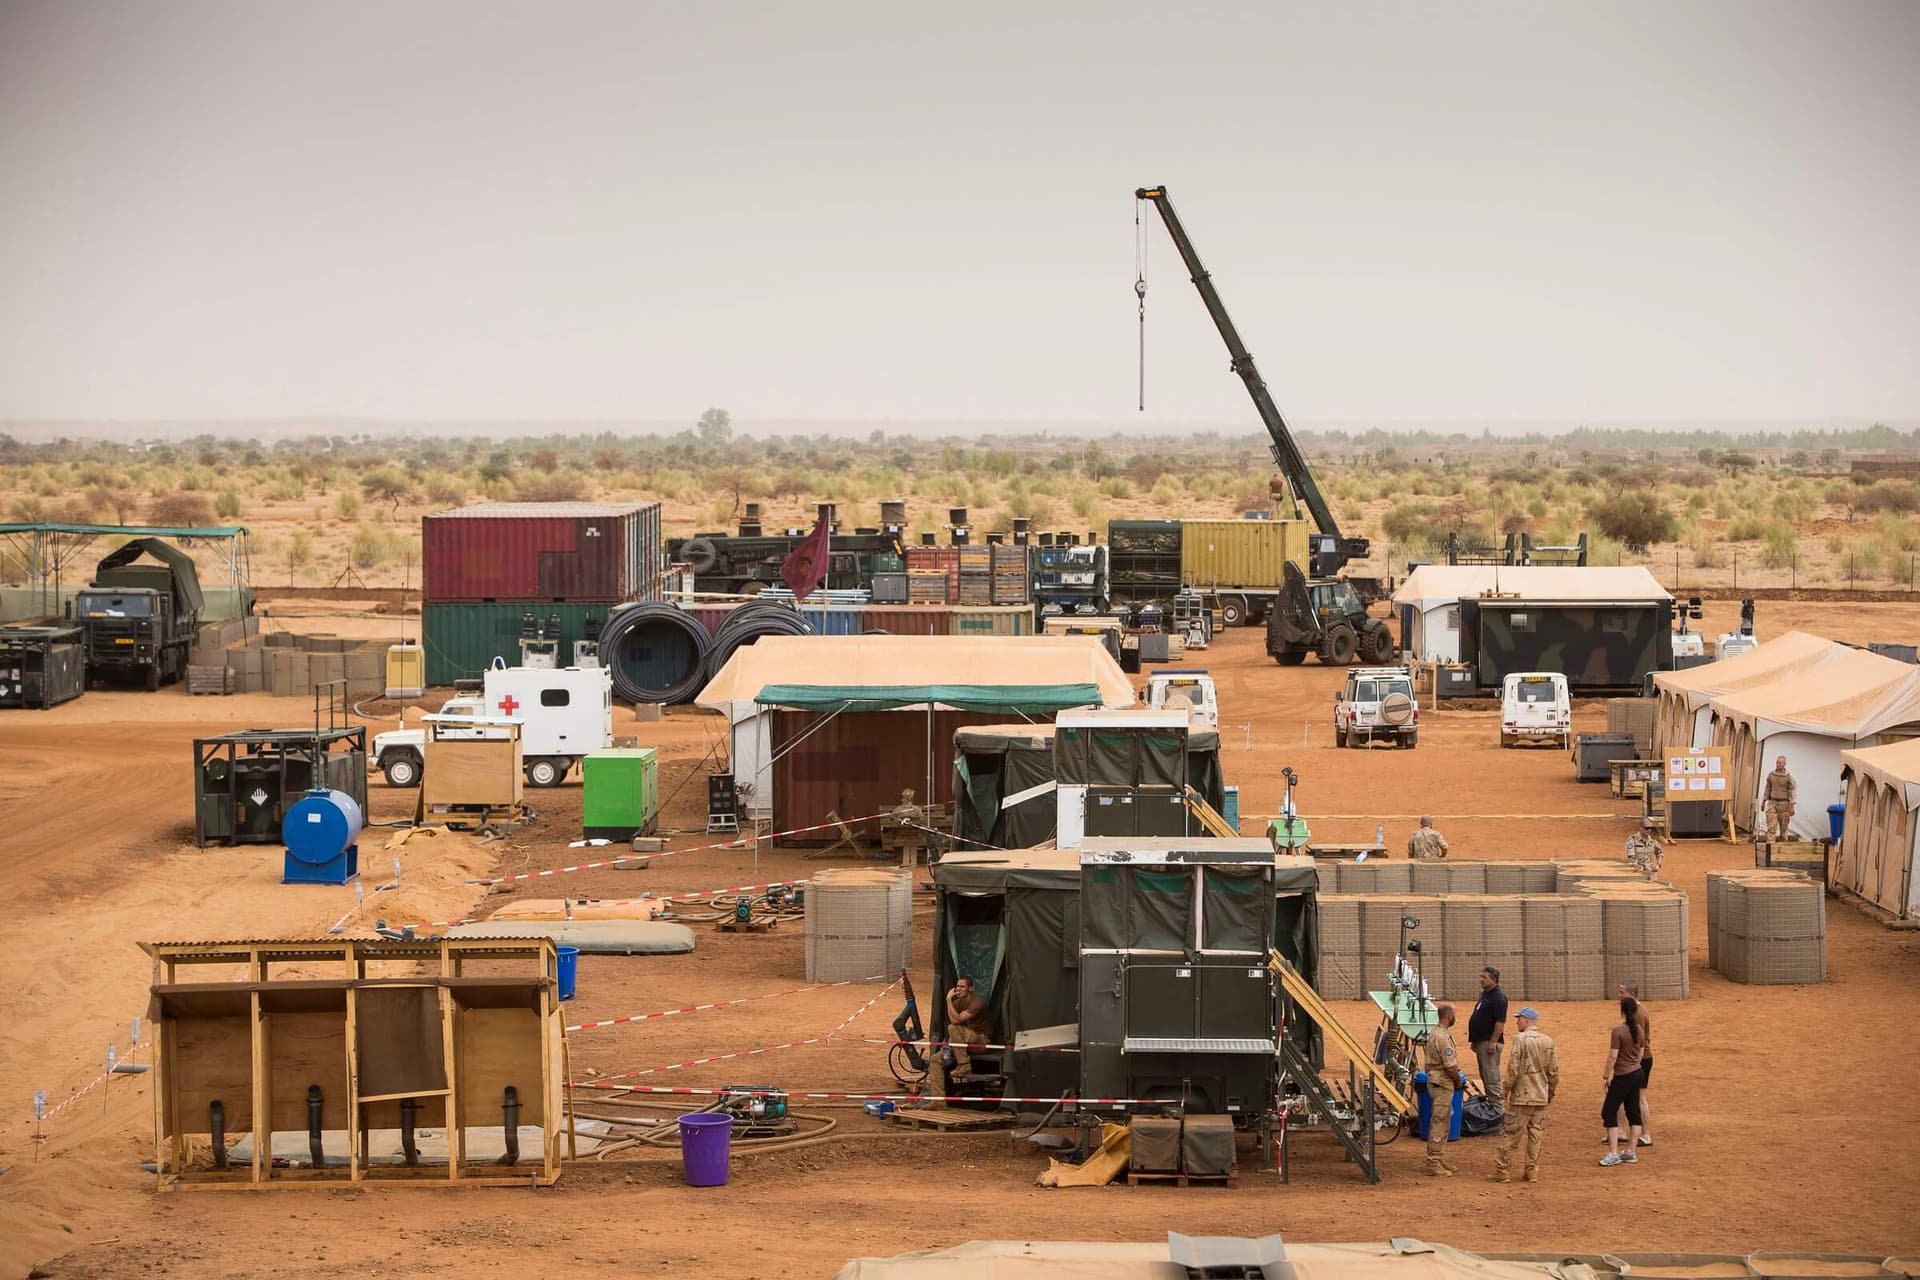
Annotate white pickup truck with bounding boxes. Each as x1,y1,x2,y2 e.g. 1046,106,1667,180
1145,669,1219,730
373,663,614,788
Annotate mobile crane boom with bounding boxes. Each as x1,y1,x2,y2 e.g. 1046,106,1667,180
1135,186,1369,571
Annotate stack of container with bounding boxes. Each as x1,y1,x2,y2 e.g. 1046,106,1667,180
422,502,662,688
906,546,958,603
957,546,994,604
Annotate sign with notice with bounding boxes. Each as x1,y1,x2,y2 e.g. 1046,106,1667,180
1665,745,1731,839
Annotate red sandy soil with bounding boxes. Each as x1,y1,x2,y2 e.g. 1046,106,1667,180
3,610,1919,1279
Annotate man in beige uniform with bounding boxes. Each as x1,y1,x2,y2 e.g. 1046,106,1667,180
1765,756,1797,841
1408,815,1449,861
1488,1006,1558,1183
1423,1002,1466,1176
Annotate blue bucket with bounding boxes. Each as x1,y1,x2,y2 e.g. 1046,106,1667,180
555,945,579,1001
679,1113,732,1186
1827,803,1846,845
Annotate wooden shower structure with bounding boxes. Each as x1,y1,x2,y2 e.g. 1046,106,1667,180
143,936,568,1189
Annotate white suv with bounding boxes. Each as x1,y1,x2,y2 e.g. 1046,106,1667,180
1335,666,1419,749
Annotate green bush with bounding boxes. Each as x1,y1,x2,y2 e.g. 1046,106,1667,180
334,491,362,520
214,489,242,519
1587,493,1678,553
1760,525,1799,570
1854,481,1919,515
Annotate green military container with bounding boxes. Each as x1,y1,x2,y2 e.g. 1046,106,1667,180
582,747,659,840
422,602,626,687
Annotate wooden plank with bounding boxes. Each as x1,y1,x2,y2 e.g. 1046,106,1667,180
1125,1171,1238,1187
345,987,362,1183
250,993,267,1184
882,1109,1014,1131
441,984,461,1183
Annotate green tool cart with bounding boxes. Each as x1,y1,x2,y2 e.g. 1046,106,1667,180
582,747,659,840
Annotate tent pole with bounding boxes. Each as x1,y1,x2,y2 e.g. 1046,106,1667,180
925,703,933,830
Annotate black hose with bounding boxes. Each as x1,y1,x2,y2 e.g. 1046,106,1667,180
599,604,711,705
307,1085,326,1169
501,1086,521,1167
704,600,812,677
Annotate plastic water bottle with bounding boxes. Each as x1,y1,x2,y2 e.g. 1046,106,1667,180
1375,822,1385,848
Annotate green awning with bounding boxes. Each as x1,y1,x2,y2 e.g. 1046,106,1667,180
753,682,1103,714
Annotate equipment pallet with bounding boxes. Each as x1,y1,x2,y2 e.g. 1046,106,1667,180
881,1109,1015,1132
1125,1171,1239,1188
717,917,779,933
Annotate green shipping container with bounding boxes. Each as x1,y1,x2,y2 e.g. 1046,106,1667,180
582,747,659,840
423,602,627,687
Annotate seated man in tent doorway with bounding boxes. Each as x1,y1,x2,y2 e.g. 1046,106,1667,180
942,976,993,1079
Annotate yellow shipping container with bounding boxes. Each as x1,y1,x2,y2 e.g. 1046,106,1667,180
1179,519,1310,588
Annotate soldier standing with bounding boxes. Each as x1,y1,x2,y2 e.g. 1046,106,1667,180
1423,1003,1467,1176
1487,1007,1558,1184
1625,818,1663,880
1764,756,1797,841
1408,815,1450,861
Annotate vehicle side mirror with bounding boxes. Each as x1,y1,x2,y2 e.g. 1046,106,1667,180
1334,692,1344,702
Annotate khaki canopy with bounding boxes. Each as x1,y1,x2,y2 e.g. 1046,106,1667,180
1652,630,1843,750
1836,736,1920,920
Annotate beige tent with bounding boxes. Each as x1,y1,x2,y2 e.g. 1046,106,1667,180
1706,647,1920,837
1836,736,1920,920
1651,630,1844,751
833,1239,1605,1280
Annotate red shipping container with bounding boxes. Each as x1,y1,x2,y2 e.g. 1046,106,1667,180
856,607,950,637
423,502,661,603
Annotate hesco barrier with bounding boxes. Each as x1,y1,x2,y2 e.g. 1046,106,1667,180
1314,859,1690,1002
423,601,623,687
804,868,913,982
1707,868,1827,984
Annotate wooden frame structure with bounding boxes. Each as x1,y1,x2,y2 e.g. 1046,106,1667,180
143,937,568,1189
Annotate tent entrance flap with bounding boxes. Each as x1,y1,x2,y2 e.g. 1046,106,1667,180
756,683,1104,714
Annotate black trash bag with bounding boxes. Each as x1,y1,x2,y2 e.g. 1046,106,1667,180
1460,1094,1505,1137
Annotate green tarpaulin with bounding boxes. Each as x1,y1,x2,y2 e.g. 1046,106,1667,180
754,682,1103,713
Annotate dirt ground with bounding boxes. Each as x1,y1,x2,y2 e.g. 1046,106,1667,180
4,609,1920,1279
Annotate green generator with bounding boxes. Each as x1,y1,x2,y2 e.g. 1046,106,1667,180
582,747,659,840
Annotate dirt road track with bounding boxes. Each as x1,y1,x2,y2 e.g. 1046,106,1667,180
3,622,1919,1278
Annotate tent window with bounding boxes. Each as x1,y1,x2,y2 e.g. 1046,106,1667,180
1508,613,1534,633
1201,866,1266,953
1445,606,1460,631
1129,868,1193,953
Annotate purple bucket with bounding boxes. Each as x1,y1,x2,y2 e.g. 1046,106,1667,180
678,1113,732,1186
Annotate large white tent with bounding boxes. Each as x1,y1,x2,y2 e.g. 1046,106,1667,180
1651,630,1847,752
1390,565,1670,664
1705,647,1920,839
1835,736,1920,921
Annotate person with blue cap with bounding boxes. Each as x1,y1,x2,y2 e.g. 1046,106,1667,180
1487,1005,1558,1184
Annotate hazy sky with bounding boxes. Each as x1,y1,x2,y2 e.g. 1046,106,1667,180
2,1,1916,427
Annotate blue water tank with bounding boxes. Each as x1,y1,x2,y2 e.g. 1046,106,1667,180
282,788,364,885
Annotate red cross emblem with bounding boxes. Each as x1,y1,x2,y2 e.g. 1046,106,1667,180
497,694,520,716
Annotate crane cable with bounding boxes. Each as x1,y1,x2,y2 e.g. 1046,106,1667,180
1134,196,1148,412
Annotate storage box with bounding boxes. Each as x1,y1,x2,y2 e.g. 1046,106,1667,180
1128,1116,1182,1173
1180,1114,1236,1177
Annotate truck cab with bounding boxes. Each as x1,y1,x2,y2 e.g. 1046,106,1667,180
1500,672,1570,749
74,585,178,689
1334,665,1418,749
1144,669,1219,730
372,664,614,788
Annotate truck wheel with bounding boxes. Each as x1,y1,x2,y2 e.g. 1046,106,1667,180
526,757,566,788
1322,627,1358,665
1363,627,1395,664
1219,596,1248,628
144,665,160,692
382,752,423,788
1273,649,1308,666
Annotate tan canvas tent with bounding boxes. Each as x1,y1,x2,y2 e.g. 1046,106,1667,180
833,1238,1606,1280
1652,630,1844,751
1836,736,1920,920
1706,647,1920,837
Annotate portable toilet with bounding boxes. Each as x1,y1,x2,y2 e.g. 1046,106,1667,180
582,747,660,840
385,643,424,699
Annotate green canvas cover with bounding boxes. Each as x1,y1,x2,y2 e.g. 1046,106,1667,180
1468,601,1669,691
94,537,205,615
953,727,1059,850
755,682,1102,713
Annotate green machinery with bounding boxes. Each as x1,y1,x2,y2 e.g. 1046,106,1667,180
582,747,660,841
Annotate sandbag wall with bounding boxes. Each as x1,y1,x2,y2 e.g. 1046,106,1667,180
1314,859,1689,1003
187,620,390,698
1707,869,1827,984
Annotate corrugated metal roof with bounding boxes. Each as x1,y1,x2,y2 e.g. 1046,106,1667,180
427,501,656,519
1392,564,1672,606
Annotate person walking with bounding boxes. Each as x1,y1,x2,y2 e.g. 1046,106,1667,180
1408,815,1449,861
1765,756,1797,841
1487,1006,1558,1184
1468,966,1508,1107
1625,817,1663,880
1616,979,1654,1147
1599,996,1647,1166
1423,1002,1467,1176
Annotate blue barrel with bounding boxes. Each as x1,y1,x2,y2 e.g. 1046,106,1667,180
1222,785,1241,833
282,788,364,885
555,945,579,1001
679,1113,732,1186
1412,1073,1463,1141
1828,803,1846,844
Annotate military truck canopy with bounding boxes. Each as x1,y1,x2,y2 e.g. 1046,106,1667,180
94,537,205,615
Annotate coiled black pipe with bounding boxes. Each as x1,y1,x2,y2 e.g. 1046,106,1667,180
704,600,812,677
598,603,711,705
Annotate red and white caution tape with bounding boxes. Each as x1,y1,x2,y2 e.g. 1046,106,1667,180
39,1039,148,1122
573,1083,1166,1106
829,977,899,1036
466,812,895,886
565,974,891,1033
852,1039,1080,1054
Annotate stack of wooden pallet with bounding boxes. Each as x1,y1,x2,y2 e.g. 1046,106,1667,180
186,664,236,695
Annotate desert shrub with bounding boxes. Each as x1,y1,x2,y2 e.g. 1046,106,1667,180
1688,531,1721,568
334,491,362,520
214,489,242,519
1099,477,1133,500
425,478,466,506
1854,481,1919,515
148,492,215,526
349,523,402,569
515,471,589,502
1726,514,1773,542
1587,493,1678,553
1874,512,1920,552
1760,524,1799,570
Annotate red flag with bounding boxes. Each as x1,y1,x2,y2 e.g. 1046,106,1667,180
780,512,832,601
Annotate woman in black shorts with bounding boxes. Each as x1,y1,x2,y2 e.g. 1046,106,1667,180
1599,996,1646,1166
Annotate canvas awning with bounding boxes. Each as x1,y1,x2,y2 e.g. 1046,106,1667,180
696,635,1138,713
1709,646,1920,739
1391,564,1671,607
1842,736,1920,810
1652,630,1842,712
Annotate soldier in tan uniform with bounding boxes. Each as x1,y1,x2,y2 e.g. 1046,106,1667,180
1764,756,1797,841
1487,1006,1558,1183
1625,817,1663,880
1408,815,1449,861
1423,1002,1466,1176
